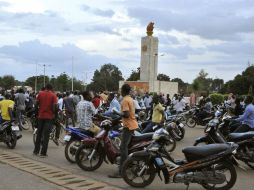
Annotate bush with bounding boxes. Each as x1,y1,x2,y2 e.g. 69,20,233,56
210,93,224,105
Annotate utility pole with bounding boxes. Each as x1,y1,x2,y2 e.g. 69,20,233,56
72,56,74,91
35,61,38,92
42,64,51,87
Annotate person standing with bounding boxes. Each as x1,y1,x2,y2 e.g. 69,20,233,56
15,88,26,130
63,92,76,127
109,84,138,178
142,94,164,133
33,84,57,157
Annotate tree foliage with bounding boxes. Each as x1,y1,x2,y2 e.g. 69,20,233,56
221,66,254,95
127,67,140,81
87,63,124,92
0,75,16,90
157,73,170,81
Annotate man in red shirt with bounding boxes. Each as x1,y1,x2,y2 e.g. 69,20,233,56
33,84,58,157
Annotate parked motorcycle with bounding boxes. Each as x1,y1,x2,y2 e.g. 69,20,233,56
122,128,238,190
194,117,254,169
0,121,21,149
75,117,156,171
186,108,214,128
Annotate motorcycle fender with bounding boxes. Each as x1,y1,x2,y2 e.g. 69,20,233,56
81,138,97,146
194,136,207,146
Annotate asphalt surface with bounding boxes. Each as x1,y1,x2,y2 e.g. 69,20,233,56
0,163,67,190
1,126,254,190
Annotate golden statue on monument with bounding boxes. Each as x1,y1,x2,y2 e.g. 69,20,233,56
146,22,154,36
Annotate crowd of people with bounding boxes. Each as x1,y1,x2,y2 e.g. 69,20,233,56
1,84,254,178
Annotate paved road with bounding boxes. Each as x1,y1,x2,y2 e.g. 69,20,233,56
1,126,254,190
0,163,67,190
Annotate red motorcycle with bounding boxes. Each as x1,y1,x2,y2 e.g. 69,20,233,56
75,117,154,171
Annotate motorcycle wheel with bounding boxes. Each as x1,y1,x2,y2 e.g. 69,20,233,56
172,126,185,141
122,156,156,188
75,144,104,171
33,130,37,145
201,161,237,190
165,137,176,152
21,116,31,130
64,139,81,163
186,117,196,128
6,132,17,149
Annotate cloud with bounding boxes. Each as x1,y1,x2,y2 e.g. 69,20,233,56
126,0,254,40
80,4,115,17
0,40,111,80
93,8,114,17
0,1,10,8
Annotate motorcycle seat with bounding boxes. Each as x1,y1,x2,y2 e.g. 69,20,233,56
131,133,153,142
228,131,254,142
182,144,229,162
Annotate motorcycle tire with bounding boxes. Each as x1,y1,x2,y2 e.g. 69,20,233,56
75,143,104,171
186,117,196,128
165,137,176,152
122,156,156,188
64,139,81,163
21,116,31,130
6,132,17,149
201,161,237,190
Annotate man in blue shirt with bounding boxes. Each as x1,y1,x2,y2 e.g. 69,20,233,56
103,93,121,118
234,96,254,133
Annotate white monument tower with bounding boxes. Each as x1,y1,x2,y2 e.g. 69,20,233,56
119,22,178,95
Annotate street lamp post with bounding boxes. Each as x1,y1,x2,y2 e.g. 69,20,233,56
42,64,51,87
72,56,74,91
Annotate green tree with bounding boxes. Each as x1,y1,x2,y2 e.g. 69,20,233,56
87,63,124,92
221,66,254,95
171,78,189,94
127,67,140,81
25,75,49,91
56,73,69,92
157,73,170,81
2,75,16,90
191,69,212,94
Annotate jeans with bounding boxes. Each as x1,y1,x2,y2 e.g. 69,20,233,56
65,111,75,127
54,119,61,139
16,109,24,129
119,127,133,173
33,119,53,155
142,121,160,133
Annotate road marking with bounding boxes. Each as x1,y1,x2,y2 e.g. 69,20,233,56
0,150,123,190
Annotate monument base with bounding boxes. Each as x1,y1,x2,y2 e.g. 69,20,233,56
119,80,178,96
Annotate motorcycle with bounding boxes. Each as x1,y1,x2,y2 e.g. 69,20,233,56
0,121,21,149
194,116,254,169
122,128,238,190
75,117,156,171
63,124,121,163
186,107,215,128
165,114,185,141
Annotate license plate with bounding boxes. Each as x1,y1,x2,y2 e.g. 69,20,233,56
11,126,20,131
155,157,164,166
64,135,71,141
179,123,184,128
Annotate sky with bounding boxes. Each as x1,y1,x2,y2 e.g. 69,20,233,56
0,0,253,84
